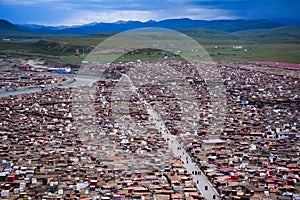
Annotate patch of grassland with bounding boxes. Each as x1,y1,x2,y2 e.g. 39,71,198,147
52,38,105,46
1,37,299,64
202,43,300,63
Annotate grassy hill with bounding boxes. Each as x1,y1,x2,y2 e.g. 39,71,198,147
0,39,92,58
181,28,238,41
233,24,300,43
181,25,300,43
83,24,300,44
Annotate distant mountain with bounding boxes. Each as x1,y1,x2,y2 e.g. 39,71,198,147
153,18,283,32
17,24,78,34
272,18,300,25
15,18,284,35
0,19,26,35
180,28,237,41
1,18,300,43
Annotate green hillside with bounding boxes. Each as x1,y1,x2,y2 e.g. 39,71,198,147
180,28,238,41
181,25,300,43
233,25,300,43
0,39,92,58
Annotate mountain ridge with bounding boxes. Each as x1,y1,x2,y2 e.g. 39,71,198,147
0,19,26,35
13,18,284,35
1,19,300,43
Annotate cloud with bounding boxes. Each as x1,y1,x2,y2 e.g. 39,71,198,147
168,7,238,20
47,7,237,26
60,10,156,25
1,0,240,25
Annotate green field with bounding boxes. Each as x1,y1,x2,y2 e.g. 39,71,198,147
1,30,300,64
203,43,300,63
59,40,300,64
53,38,105,46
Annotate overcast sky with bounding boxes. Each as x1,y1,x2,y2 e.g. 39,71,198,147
0,0,299,26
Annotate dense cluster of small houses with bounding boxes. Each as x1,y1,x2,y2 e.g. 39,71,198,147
0,58,73,92
0,59,299,200
0,71,67,92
